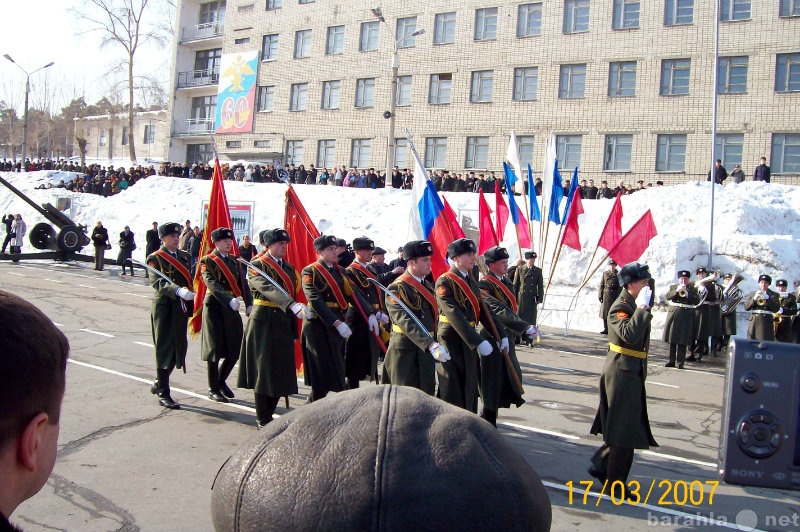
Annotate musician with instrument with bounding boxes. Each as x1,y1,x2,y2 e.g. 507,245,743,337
744,274,781,341
688,267,722,362
663,270,699,368
774,279,798,343
719,273,744,352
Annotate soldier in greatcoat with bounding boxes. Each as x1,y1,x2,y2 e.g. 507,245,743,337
513,251,544,339
719,273,738,352
597,260,620,335
744,274,781,341
688,267,723,361
773,279,797,343
662,270,699,368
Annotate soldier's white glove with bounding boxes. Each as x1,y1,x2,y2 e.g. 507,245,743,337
427,342,451,363
500,337,509,352
176,287,195,301
525,325,539,339
336,321,352,339
376,311,390,325
368,314,380,335
245,305,253,317
392,266,405,275
635,286,652,309
778,308,784,315
290,302,308,318
477,340,494,357
229,298,241,311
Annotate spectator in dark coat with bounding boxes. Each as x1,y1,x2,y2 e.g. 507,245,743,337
1,214,13,254
117,226,136,276
753,157,770,182
188,226,203,277
91,221,110,271
730,164,745,184
239,235,256,262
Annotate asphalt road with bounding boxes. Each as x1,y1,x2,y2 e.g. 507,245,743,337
3,259,799,532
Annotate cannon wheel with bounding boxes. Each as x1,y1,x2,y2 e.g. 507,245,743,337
29,222,57,250
57,225,83,253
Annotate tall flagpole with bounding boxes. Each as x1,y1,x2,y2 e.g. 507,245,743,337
708,0,720,270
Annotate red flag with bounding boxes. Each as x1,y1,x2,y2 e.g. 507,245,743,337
494,180,509,241
560,188,584,251
477,189,498,254
441,196,466,240
607,210,658,265
189,159,238,336
514,204,533,249
597,192,623,251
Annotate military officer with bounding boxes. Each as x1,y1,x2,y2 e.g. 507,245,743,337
382,240,449,395
513,251,544,342
597,260,620,335
199,227,252,403
436,238,507,413
662,270,699,368
590,262,658,490
688,266,722,361
774,279,798,343
238,229,307,427
744,274,781,341
479,246,538,426
146,222,195,409
367,246,404,286
719,273,738,352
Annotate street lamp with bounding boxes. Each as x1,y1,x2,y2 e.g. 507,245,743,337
371,9,424,178
3,54,55,171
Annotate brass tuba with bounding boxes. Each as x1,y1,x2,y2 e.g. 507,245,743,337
692,273,718,307
720,273,745,315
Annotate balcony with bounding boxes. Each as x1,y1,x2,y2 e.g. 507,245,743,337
175,118,216,137
177,67,220,89
181,21,224,43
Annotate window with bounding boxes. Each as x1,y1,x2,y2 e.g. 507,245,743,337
318,140,335,167
254,140,270,148
321,80,340,109
191,95,216,119
656,134,687,171
195,48,222,73
396,75,412,106
326,25,344,55
771,134,800,173
238,4,253,12
257,85,275,112
226,140,241,149
563,0,590,33
780,0,800,17
717,56,748,93
513,67,539,101
289,83,308,111
475,8,498,41
355,78,376,108
121,127,129,145
394,139,408,169
720,0,750,21
613,0,639,29
466,137,489,169
715,134,744,168
143,125,155,144
397,17,419,48
664,0,693,25
429,73,452,104
470,70,494,103
266,0,282,9
434,12,456,44
608,61,637,96
234,37,250,45
99,130,107,146
186,144,214,164
660,59,691,95
286,140,303,166
360,21,379,52
518,136,535,166
604,135,633,171
556,135,582,171
298,0,314,4
776,53,800,92
559,64,586,99
425,137,447,168
199,1,225,24
517,3,543,37
262,34,279,61
294,29,311,58
351,139,371,167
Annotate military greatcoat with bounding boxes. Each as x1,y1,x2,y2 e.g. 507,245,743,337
775,293,798,343
744,289,781,341
344,262,383,382
597,268,621,321
199,250,251,363
513,264,543,326
662,284,699,345
147,246,193,370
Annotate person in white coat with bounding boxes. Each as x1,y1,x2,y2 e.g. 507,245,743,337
10,214,26,258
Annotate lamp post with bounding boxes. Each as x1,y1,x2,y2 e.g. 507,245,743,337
372,8,424,178
3,54,55,171
707,0,720,269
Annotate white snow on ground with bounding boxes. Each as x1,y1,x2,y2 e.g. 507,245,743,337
2,170,798,338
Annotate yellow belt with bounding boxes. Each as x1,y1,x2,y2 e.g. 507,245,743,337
439,315,476,327
348,303,381,309
326,302,343,308
609,343,647,359
253,299,280,308
392,323,434,336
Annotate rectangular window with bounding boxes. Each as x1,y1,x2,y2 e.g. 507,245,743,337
355,78,376,108
359,21,379,52
517,3,543,37
776,53,800,92
771,134,800,174
429,73,452,104
351,139,371,167
425,137,447,168
717,56,748,93
266,0,282,9
194,48,222,72
143,125,155,145
254,140,270,148
513,67,539,101
656,134,687,171
289,83,308,111
294,29,312,58
99,130,107,147
262,34,279,61
286,140,303,166
518,136,535,166
298,0,314,4
226,140,241,149
234,37,250,45
121,127,129,145
199,1,225,24
780,0,800,17
720,0,750,21
613,0,640,29
396,17,419,48
434,12,456,44
664,0,693,25
714,134,744,168
321,80,340,109
563,0,590,33
559,64,586,99
465,137,489,169
608,61,637,96
470,70,494,103
556,135,582,171
604,135,633,171
237,4,253,13
396,75,412,106
475,7,498,41
394,139,408,169
317,140,335,167
660,58,691,95
326,25,344,55
257,85,276,112
186,144,214,164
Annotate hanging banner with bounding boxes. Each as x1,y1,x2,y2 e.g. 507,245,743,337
201,201,255,243
215,50,259,134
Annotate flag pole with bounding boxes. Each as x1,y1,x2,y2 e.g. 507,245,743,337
578,245,602,288
575,253,610,296
545,224,565,289
545,243,564,295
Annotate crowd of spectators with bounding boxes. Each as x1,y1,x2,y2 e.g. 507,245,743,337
30,163,157,197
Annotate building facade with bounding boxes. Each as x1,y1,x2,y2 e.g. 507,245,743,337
168,0,800,184
74,110,170,164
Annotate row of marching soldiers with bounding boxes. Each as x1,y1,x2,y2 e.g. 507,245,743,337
663,268,799,369
143,222,537,428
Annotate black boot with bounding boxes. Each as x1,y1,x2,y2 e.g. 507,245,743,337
156,368,180,409
479,407,498,428
218,357,237,399
207,361,228,403
345,377,359,390
255,393,280,428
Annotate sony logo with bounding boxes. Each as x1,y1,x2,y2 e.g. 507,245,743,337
731,469,765,479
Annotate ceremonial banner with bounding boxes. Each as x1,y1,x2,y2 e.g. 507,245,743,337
215,50,258,133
